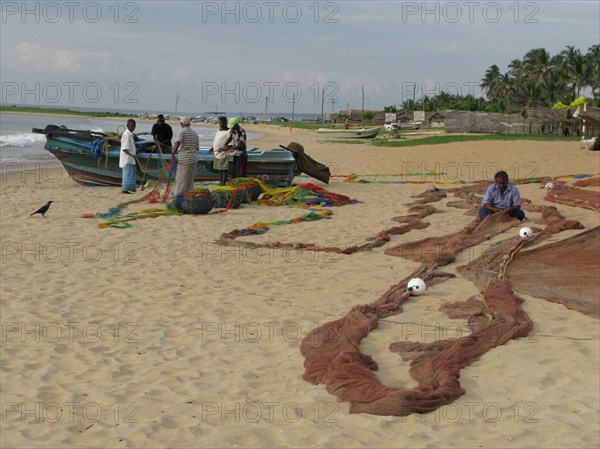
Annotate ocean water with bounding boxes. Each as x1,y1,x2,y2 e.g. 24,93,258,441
0,112,257,172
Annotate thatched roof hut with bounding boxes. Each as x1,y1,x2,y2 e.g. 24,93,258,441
520,108,575,135
425,111,445,127
445,111,526,134
392,111,445,126
521,108,573,123
575,107,600,128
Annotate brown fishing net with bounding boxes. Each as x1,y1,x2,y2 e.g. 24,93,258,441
301,267,533,416
301,195,596,416
573,177,600,188
456,213,586,291
507,227,600,318
217,218,430,255
384,213,521,265
545,182,600,211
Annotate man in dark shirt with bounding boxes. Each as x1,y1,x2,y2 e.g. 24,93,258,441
224,117,247,178
151,114,173,151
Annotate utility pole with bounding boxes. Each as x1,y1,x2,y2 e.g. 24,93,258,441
263,96,269,122
325,99,339,116
320,86,325,122
174,93,179,115
361,85,365,123
291,93,296,123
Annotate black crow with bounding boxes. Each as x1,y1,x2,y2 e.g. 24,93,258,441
30,201,54,217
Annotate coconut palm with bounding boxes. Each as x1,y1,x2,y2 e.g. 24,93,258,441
561,45,588,98
586,44,600,103
542,68,570,107
481,64,503,100
524,48,553,91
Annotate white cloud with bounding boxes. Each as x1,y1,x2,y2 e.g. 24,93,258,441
5,42,111,74
169,68,191,84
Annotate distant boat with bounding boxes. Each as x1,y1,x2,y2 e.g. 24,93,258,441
32,125,298,187
384,122,422,131
317,127,380,139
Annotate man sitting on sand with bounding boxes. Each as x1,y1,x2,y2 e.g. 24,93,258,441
479,170,525,221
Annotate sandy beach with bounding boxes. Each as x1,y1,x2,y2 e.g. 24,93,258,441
1,124,599,448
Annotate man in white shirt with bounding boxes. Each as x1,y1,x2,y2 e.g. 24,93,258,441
210,116,230,185
119,119,137,193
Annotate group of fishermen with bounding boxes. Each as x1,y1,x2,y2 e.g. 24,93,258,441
119,114,247,194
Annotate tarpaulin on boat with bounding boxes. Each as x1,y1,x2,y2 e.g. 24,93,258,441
283,142,331,184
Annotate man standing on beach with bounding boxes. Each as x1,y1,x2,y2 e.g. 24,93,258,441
171,116,199,195
209,116,230,185
151,114,173,151
119,118,137,194
224,117,247,178
478,170,525,221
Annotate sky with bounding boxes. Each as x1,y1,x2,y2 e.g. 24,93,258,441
1,0,599,116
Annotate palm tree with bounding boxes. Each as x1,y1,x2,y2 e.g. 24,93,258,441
542,68,570,106
586,45,600,103
524,48,552,80
507,58,527,106
561,46,588,98
481,65,503,100
524,48,554,102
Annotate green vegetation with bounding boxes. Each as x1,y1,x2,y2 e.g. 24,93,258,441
319,134,577,147
480,45,599,111
372,134,580,147
259,121,324,130
0,105,133,117
386,45,600,113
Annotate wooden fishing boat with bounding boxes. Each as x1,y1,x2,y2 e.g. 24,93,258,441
32,125,298,187
316,127,380,139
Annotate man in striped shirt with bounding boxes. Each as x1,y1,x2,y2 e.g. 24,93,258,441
171,116,199,195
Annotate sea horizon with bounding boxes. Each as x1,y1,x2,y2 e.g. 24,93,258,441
0,103,322,121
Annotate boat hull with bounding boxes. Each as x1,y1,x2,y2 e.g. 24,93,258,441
40,126,298,187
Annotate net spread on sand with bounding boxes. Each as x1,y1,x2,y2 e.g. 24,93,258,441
301,182,598,417
300,264,533,416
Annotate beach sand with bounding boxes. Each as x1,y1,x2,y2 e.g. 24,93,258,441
1,125,599,448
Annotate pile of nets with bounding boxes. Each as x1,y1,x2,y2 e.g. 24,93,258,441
228,178,263,200
168,188,214,214
211,186,249,209
254,182,356,207
87,174,357,228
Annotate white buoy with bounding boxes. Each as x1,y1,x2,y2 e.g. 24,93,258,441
407,278,426,296
545,182,554,190
519,227,534,239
